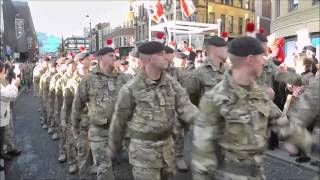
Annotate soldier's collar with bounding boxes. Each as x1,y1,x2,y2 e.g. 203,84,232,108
140,70,168,86
205,58,224,73
225,70,265,100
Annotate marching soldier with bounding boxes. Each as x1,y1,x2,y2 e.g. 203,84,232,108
48,58,67,139
192,37,312,180
62,52,91,176
163,46,188,171
183,36,228,105
108,41,200,180
39,59,56,129
72,47,127,180
56,58,76,163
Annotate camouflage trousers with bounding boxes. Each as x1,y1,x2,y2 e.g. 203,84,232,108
24,76,32,89
1,115,16,153
90,140,115,180
66,123,77,165
129,138,176,180
47,97,55,130
77,127,92,180
40,98,48,125
33,77,40,96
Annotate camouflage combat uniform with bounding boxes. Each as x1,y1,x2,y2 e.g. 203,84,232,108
39,70,50,127
72,65,127,180
256,59,302,88
63,71,90,177
55,72,73,159
109,70,200,180
33,65,44,96
48,72,63,135
183,58,225,106
23,63,33,90
192,71,312,180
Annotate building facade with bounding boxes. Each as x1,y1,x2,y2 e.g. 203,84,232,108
64,36,89,55
271,0,320,55
132,0,256,44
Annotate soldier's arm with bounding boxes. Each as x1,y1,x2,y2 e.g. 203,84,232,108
181,72,201,105
48,76,57,97
71,79,89,130
109,85,134,152
268,100,312,154
192,93,221,180
54,80,62,119
62,86,73,124
172,79,200,124
270,62,303,86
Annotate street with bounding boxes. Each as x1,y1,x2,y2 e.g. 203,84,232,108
3,89,318,180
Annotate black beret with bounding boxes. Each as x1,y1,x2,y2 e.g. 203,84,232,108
96,47,114,56
174,52,187,59
138,41,164,55
205,36,227,47
256,33,268,43
75,52,90,61
188,51,196,61
228,36,265,57
164,46,174,54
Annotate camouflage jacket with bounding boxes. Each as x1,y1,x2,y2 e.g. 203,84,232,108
288,72,320,128
71,65,127,140
54,73,72,123
39,71,50,99
192,70,312,179
183,58,225,105
48,72,62,100
165,65,185,83
256,59,302,88
109,70,200,166
22,63,33,78
62,71,86,126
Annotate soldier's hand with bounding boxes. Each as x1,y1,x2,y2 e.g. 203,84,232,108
12,77,21,87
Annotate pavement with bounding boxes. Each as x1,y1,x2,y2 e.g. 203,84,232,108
3,88,320,180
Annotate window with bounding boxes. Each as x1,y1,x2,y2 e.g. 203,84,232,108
208,12,215,24
239,0,243,8
288,0,299,12
275,0,280,17
312,0,320,5
238,17,243,34
229,16,234,33
221,14,226,32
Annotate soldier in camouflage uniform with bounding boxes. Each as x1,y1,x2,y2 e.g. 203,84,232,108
62,52,91,175
56,58,76,163
255,33,303,100
108,41,200,180
48,58,67,139
183,36,228,106
72,47,127,180
39,60,56,129
192,37,312,180
22,61,33,92
163,46,188,171
33,58,48,97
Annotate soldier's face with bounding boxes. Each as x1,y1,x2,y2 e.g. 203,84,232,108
163,53,174,65
81,57,91,69
251,54,265,77
207,45,228,62
100,52,115,68
151,51,168,70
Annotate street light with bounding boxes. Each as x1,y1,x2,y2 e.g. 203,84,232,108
86,15,92,53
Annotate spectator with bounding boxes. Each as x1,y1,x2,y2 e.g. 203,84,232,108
0,61,20,170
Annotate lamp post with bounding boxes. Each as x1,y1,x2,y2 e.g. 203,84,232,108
86,15,92,53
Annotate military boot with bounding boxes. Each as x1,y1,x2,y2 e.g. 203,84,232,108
48,128,54,134
42,124,48,129
52,133,58,140
58,154,66,163
176,155,188,171
68,164,78,174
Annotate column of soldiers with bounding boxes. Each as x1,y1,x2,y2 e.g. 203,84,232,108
32,33,318,180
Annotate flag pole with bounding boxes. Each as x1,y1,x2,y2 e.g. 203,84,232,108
173,0,176,42
149,15,152,41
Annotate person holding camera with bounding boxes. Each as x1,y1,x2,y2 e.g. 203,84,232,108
0,61,20,171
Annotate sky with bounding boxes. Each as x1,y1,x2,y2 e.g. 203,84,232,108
26,0,130,38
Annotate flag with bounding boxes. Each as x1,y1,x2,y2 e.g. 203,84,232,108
147,0,165,24
180,0,195,17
